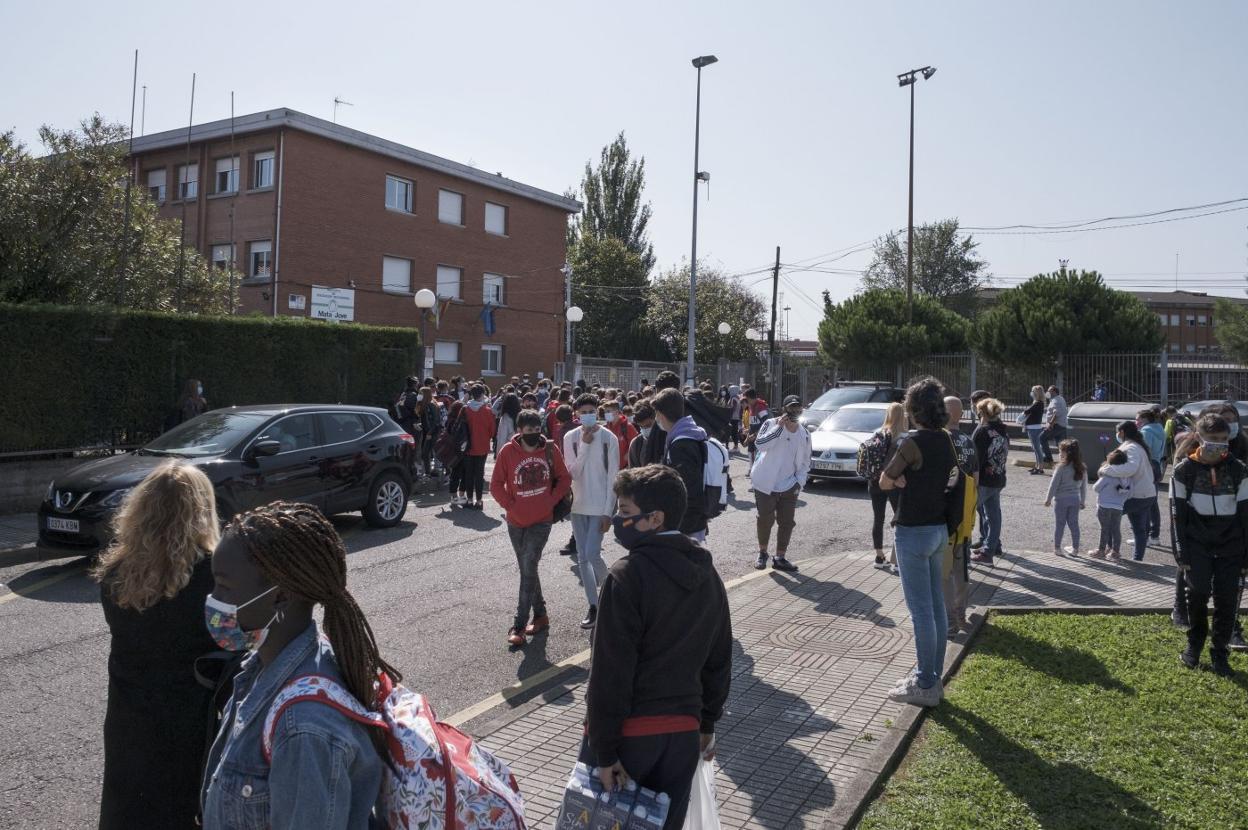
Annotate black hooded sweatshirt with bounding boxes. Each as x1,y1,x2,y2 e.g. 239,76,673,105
586,532,733,767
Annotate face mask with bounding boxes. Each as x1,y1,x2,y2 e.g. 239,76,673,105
1200,439,1230,457
204,586,279,652
1228,422,1240,440
640,426,653,440
786,407,803,419
520,433,541,448
197,385,204,396
613,512,656,549
605,412,618,423
579,413,597,427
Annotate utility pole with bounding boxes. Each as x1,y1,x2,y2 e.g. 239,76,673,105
769,246,780,404
176,72,195,314
116,49,138,306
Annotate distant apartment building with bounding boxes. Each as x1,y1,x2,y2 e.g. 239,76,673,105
128,108,580,379
978,288,1247,355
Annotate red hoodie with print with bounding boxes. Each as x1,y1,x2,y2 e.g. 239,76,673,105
464,402,497,457
490,435,572,528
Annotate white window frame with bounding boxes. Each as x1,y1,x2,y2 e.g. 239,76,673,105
481,344,504,375
382,256,412,294
211,243,236,270
484,202,508,236
385,175,414,213
483,273,505,305
252,151,275,189
215,156,239,194
249,240,272,278
1197,314,1208,327
147,169,167,202
437,189,464,225
1157,313,1167,326
433,341,461,364
436,265,462,300
1169,314,1180,326
178,163,198,199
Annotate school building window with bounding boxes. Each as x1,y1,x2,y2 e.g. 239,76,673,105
211,244,235,270
147,169,166,202
249,240,272,277
253,151,275,188
483,273,504,305
434,341,460,364
215,156,239,194
482,344,504,375
386,175,413,212
485,202,508,235
436,265,462,300
438,189,464,225
178,163,198,199
383,256,412,293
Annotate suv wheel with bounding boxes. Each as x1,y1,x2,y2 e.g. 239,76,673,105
364,472,408,528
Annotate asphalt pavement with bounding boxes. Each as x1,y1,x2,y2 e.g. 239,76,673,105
0,450,1174,829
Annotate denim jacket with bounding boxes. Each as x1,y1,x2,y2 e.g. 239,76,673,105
200,624,384,829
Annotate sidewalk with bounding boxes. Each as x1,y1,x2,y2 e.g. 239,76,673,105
470,547,1178,830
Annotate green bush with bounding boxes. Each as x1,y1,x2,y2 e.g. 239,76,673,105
0,303,421,453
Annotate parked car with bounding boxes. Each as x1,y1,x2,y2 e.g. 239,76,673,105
808,402,892,482
797,382,904,432
38,405,416,555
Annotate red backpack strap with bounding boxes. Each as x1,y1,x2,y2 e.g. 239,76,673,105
261,674,388,764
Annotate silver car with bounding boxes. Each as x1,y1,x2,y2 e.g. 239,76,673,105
808,403,893,482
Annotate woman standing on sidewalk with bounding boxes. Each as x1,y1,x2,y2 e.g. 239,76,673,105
1022,385,1047,474
971,398,1011,565
93,461,221,830
879,378,963,707
1096,420,1157,562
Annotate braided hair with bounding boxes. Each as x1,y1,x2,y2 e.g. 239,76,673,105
226,501,400,758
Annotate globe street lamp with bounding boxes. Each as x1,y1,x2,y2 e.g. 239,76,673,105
414,288,437,374
566,305,584,355
687,54,718,386
718,322,731,335
897,65,936,323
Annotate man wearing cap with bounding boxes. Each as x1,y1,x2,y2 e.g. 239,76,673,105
749,394,811,572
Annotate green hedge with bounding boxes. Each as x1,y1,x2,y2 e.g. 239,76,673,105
0,303,421,453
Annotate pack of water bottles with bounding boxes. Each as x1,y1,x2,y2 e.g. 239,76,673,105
555,762,670,830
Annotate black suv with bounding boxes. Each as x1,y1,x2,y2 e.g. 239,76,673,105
797,383,905,432
38,405,416,554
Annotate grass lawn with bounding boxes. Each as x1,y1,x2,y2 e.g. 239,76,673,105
859,613,1248,830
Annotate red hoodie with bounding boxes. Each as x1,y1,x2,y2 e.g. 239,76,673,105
605,416,638,469
490,435,572,528
464,402,496,457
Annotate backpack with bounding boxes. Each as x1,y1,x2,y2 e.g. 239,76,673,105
544,442,573,523
857,431,891,480
701,437,730,519
263,674,526,830
435,417,470,467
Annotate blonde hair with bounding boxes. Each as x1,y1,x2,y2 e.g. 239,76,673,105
882,402,907,437
976,397,1005,421
1031,385,1045,401
92,461,220,611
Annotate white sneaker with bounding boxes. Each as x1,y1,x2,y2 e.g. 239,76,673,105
1063,545,1076,556
887,675,942,707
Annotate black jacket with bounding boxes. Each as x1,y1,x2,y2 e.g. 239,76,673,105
1170,454,1248,563
664,433,708,534
586,532,733,767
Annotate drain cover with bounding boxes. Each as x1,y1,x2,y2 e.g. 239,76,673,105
767,612,907,661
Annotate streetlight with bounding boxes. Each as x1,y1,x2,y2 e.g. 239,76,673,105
717,322,731,335
687,54,718,386
566,305,584,354
414,288,436,374
897,64,936,322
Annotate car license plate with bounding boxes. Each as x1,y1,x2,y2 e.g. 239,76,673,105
47,517,79,533
812,460,841,471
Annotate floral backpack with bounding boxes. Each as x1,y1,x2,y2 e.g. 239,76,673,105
263,674,526,829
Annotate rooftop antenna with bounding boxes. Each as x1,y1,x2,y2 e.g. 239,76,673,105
333,96,353,124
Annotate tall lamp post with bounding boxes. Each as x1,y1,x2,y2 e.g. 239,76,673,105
897,65,936,323
414,288,436,375
566,305,584,384
687,54,718,386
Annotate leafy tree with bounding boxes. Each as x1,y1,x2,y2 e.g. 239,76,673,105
972,270,1164,369
818,288,969,366
567,132,655,274
1213,299,1248,363
568,236,668,359
0,115,232,314
644,263,767,363
862,219,989,317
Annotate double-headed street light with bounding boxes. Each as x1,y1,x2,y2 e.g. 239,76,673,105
687,54,718,385
897,65,936,323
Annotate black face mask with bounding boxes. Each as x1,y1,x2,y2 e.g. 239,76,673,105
520,433,542,448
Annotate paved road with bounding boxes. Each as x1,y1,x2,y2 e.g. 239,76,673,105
0,452,1172,829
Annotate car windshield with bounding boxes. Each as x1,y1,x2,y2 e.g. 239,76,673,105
141,411,271,458
808,387,873,411
820,408,886,433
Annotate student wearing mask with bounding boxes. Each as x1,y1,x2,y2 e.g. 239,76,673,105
201,502,399,828
491,410,573,648
461,384,496,509
749,395,811,572
652,389,709,542
564,394,620,628
586,465,732,830
603,398,639,470
628,403,657,468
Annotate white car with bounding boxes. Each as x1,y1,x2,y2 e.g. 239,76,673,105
808,402,892,482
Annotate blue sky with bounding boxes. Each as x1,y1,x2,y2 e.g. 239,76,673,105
4,1,1246,338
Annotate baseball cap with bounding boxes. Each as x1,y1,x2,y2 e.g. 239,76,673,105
783,395,802,408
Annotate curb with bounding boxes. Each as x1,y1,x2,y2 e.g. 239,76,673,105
824,604,1178,830
0,543,41,569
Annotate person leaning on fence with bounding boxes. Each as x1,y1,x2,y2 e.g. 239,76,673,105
1170,413,1248,677
584,465,732,830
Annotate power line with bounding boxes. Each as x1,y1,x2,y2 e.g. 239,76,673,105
962,197,1248,231
967,205,1248,235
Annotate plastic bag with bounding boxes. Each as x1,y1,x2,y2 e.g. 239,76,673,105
681,759,721,830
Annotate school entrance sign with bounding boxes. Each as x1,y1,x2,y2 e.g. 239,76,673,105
310,286,355,322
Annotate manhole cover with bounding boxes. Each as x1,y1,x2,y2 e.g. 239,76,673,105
767,612,907,661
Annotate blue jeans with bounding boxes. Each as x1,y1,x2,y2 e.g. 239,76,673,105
977,485,1004,555
1148,460,1162,537
1026,426,1045,466
571,513,609,607
1123,497,1151,561
896,524,949,689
